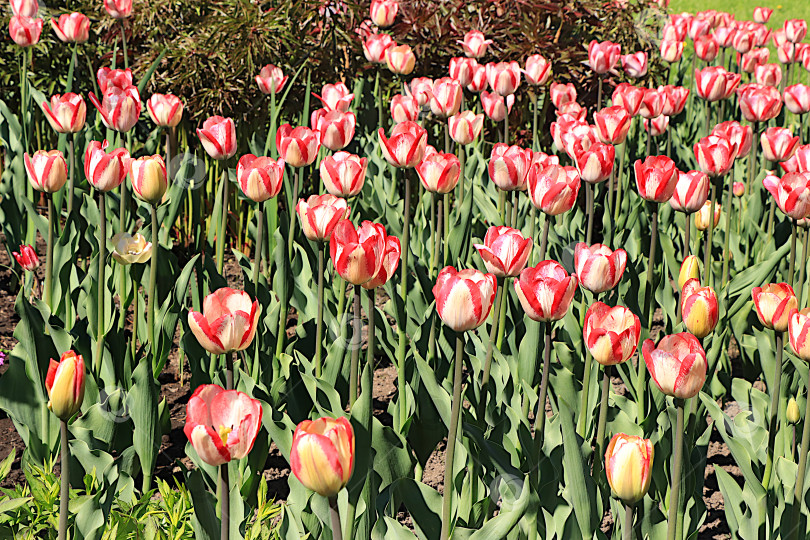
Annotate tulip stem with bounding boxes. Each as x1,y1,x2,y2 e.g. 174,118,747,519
597,78,603,113
640,203,659,422
396,169,411,414
614,140,627,222
220,463,230,540
762,332,784,490
722,176,734,287
252,204,265,379
329,496,342,540
789,221,798,290
528,206,537,263
799,228,809,305
595,365,612,463
533,322,553,454
131,275,139,357
315,243,325,378
67,136,75,217
623,503,634,540
539,215,550,261
703,186,717,288
225,351,235,391
576,350,593,437
666,399,685,540
586,183,594,245
440,334,465,540
58,420,69,540
45,195,54,312
350,286,361,407
791,383,810,539
478,279,504,424
746,122,759,193
147,204,158,348
95,191,107,375
430,193,437,275
216,167,229,274
458,144,466,207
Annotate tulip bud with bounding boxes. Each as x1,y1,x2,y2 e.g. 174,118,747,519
255,64,288,95
13,244,39,271
788,397,801,424
488,144,531,191
681,279,719,339
321,152,367,198
390,94,420,124
130,155,168,205
433,267,497,331
550,82,577,109
188,288,260,354
290,417,355,497
584,303,641,366
643,333,707,399
753,283,798,332
733,182,745,197
84,140,130,192
147,94,184,128
459,30,492,59
89,86,142,133
386,44,416,75
197,116,237,161
474,226,532,278
104,0,132,19
527,163,581,216
449,111,484,146
789,307,810,361
416,150,460,194
46,351,85,421
296,194,350,243
574,243,627,293
112,232,152,265
524,54,551,85
605,434,654,505
51,12,89,43
363,34,395,64
429,77,463,118
9,15,42,47
481,91,515,122
11,0,38,17
24,150,68,193
514,260,579,322
588,40,621,75
276,124,320,167
370,0,397,27
679,256,702,290
42,93,86,134
379,122,427,168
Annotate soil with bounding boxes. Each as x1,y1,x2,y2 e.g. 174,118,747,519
0,243,737,539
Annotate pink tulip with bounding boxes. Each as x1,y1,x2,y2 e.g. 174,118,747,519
550,82,577,109
296,194,350,243
561,124,599,161
733,182,746,196
13,244,39,271
664,19,687,42
761,127,800,162
378,121,427,168
695,66,740,102
639,88,665,119
313,82,354,113
361,233,400,290
557,101,586,121
588,40,621,74
320,152,367,198
660,39,685,63
784,19,808,43
755,63,782,87
574,243,627,293
449,111,484,145
481,91,514,122
188,288,260,354
97,67,133,93
103,0,132,18
184,384,262,466
449,57,478,87
330,220,392,285
314,110,356,151
488,144,531,191
621,52,648,78
276,124,320,167
612,83,645,116
753,283,798,331
527,163,580,216
660,85,690,116
524,54,552,85
642,333,707,399
474,226,532,278
370,0,397,27
467,64,488,93
576,142,615,184
84,140,130,192
429,77,462,118
733,29,756,54
486,61,521,96
514,260,579,322
363,33,395,64
550,115,583,152
695,34,719,62
634,156,679,203
408,77,434,106
255,64,288,95
385,44,415,75
694,134,738,177
42,93,86,134
754,7,773,23
433,267,497,332
584,302,641,366
51,12,89,43
670,170,710,213
688,17,712,40
24,150,67,193
459,30,492,58
416,151,460,194
89,86,141,133
594,106,632,145
712,121,753,156
785,84,810,115
763,172,810,220
146,93,183,128
390,94,419,123
778,42,798,64
644,116,670,137
714,26,737,48
197,116,237,160
681,279,719,338
9,15,42,47
738,84,782,122
740,48,770,73
10,0,37,17
781,145,810,174
237,154,285,203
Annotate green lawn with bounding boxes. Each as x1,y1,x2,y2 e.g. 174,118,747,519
669,0,810,30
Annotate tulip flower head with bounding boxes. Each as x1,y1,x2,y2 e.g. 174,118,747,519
188,288,261,355
474,226,532,278
364,33,395,64
755,63,782,87
129,155,167,205
429,77,463,118
320,152,368,198
361,232,401,289
84,140,130,192
524,54,552,85
449,111,484,146
695,66,740,102
670,170,710,214
408,78,434,106
733,182,745,196
740,48,770,73
486,62,522,96
660,39,685,63
754,7,773,23
694,200,722,231
588,40,621,75
733,29,756,54
290,417,354,497
660,85,690,117
621,52,648,78
147,94,184,128
9,15,42,47
789,308,810,361
97,67,133,93
681,279,719,338
639,88,666,120
370,0,397,27
24,150,67,193
593,106,632,145
467,64,488,93
89,86,142,133
752,283,798,332
433,267,497,332
385,44,416,75
514,260,579,322
296,194,350,243
762,172,810,220
550,82,578,109
488,144,531,191
313,82,354,113
104,0,132,18
643,333,707,399
695,34,719,62
236,154,285,203
459,30,492,58
111,232,152,265
527,163,581,216
738,84,782,122
584,303,641,366
694,134,739,177
46,351,85,421
574,243,627,294
330,220,390,285
41,93,86,134
378,121,427,168
13,244,39,272
634,156,679,203
678,256,702,290
255,64,289,95
197,116,237,160
784,19,808,43
276,124,320,167
785,84,810,115
449,57,478,87
184,384,263,466
315,110,357,151
605,434,654,505
612,83,645,116
51,12,89,43
481,91,515,122
576,142,615,184
416,150,460,194
761,127,800,163
712,121,753,157
11,0,38,17
390,94,420,123
645,115,670,138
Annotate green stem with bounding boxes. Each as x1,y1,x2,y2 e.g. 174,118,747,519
458,145,466,207
350,286,361,408
703,186,716,287
440,334,465,540
614,141,628,222
666,399,685,540
216,167,229,273
533,322,553,454
640,203,659,422
46,195,54,311
576,350,593,436
58,420,69,540
225,351,234,391
746,122,759,193
539,215,550,261
586,183,594,247
315,243,325,378
120,22,128,69
131,276,139,357
595,365,612,461
95,191,107,375
430,193,437,275
791,382,810,539
477,279,504,424
147,205,158,347
252,204,265,379
220,463,230,540
67,137,75,216
789,221,798,289
762,332,784,489
367,288,375,386
722,175,734,286
624,503,634,540
799,228,809,306
528,206,537,264
396,168,411,419
329,496,342,540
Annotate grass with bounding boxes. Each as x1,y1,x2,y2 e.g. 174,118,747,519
668,0,810,31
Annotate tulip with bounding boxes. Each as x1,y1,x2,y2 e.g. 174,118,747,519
612,83,645,116
290,417,355,497
378,121,427,168
556,102,584,121
408,77,434,106
313,82,354,113
688,17,712,40
321,152,368,198
784,19,808,43
41,93,85,135
385,44,415,75
184,384,263,466
638,88,665,120
561,124,599,161
550,82,577,109
782,146,810,174
433,266,497,331
584,302,641,369
778,42,798,64
642,332,707,399
296,194,350,242
785,84,810,115
51,12,89,43
763,172,810,220
488,144,531,191
621,52,647,78
104,0,132,18
574,243,627,293
588,40,621,74
755,63,782,87
754,7,773,23
13,244,39,271
514,260,578,322
369,0,398,27
695,66,740,101
694,134,738,177
330,220,391,285
97,67,133,93
429,77,463,118
714,26,737,49
694,199,722,231
644,116,669,137
449,57,478,87
390,94,420,123
235,154,285,203
576,142,615,184
712,121,753,157
363,33,395,64
142,95,182,132
789,308,810,361
733,182,745,196
46,351,85,421
665,18,688,41
670,170,710,213
84,140,130,192
695,34,719,62
761,127,800,163
753,283,798,332
315,110,356,151
89,86,141,133
474,226,532,278
111,232,152,265
605,434,654,505
733,29,756,54
362,233,401,289
594,106,632,145
659,86,690,117
634,156,678,203
679,255,702,290
467,65,487,93
9,15,42,47
459,30,492,58
197,115,237,161
188,288,260,355
660,39,685,63
550,115,583,152
486,61,521,96
255,64,288,94
276,124,320,167
416,151,460,194
449,111,484,146
527,163,581,216
788,396,802,424
740,48,770,73
738,84,782,122
681,279,719,338
10,0,37,17
480,91,515,122
524,54,552,85
24,150,67,193
126,155,166,205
